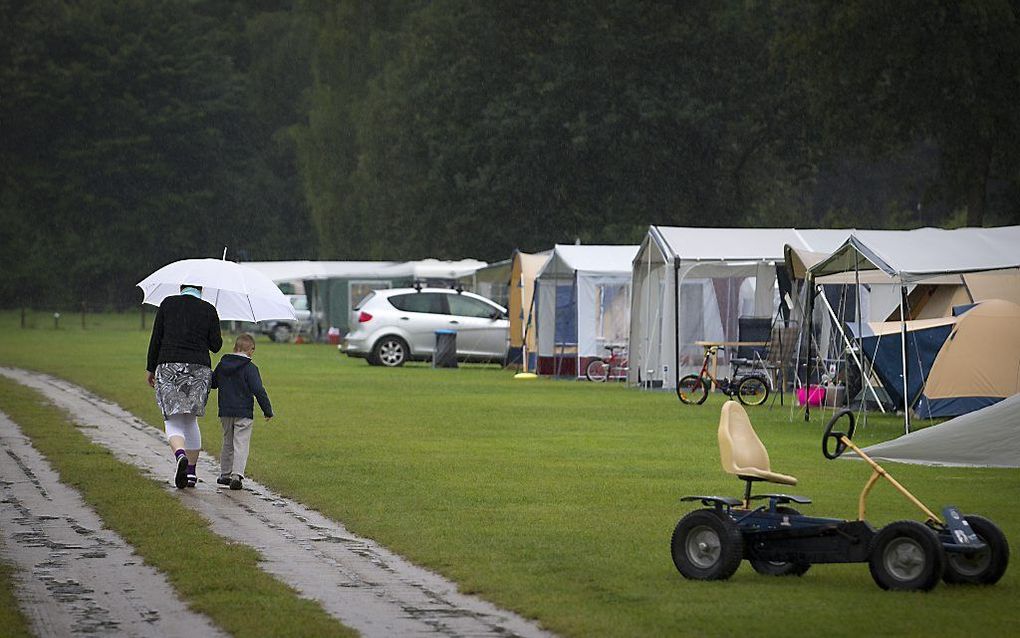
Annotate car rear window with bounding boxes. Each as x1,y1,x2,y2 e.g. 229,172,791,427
353,291,375,311
389,293,446,314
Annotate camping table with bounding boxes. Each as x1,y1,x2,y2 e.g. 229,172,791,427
694,341,768,390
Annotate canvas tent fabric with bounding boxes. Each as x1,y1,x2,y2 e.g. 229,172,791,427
915,299,1020,418
855,393,1020,468
810,227,1020,284
805,226,1020,429
506,250,552,367
628,226,853,389
534,245,638,376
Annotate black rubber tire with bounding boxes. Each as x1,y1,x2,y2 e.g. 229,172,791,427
371,336,409,367
736,376,769,407
943,515,1010,586
868,520,945,591
271,324,292,343
677,375,708,405
586,359,609,382
670,509,744,581
749,507,811,577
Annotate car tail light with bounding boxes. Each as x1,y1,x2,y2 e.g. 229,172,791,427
358,311,373,323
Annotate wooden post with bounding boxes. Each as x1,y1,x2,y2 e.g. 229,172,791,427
81,301,86,329
21,307,26,329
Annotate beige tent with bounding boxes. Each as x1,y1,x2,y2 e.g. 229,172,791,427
507,249,551,370
916,299,1020,417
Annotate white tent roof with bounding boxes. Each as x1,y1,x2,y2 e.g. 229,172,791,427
650,227,854,262
241,259,486,282
854,393,1020,468
810,226,1020,283
537,245,639,278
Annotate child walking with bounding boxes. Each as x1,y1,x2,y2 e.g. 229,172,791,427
211,333,274,490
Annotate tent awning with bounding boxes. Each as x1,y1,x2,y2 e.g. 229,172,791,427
809,227,1020,283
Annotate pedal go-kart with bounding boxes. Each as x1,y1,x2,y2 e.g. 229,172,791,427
670,402,1009,591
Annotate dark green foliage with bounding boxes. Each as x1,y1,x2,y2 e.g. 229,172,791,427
3,1,1019,308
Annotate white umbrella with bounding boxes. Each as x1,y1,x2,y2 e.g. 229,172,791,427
137,258,297,322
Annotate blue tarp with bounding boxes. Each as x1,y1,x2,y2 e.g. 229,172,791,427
856,324,953,410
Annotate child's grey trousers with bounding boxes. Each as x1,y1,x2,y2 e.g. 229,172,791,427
219,417,254,478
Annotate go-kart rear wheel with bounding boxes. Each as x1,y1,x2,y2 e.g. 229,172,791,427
670,509,743,580
749,507,811,577
869,521,944,591
677,375,708,405
943,515,1009,586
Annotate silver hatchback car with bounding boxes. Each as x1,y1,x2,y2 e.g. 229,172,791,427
341,288,510,366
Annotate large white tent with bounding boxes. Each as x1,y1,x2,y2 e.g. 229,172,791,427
534,244,639,377
628,227,852,389
855,393,1020,468
806,226,1020,431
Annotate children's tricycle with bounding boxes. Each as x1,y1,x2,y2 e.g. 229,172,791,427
670,402,1009,591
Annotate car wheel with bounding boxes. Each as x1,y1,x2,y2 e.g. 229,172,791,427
372,336,408,367
272,324,292,343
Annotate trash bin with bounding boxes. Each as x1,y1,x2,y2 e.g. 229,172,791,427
433,329,458,368
823,384,846,408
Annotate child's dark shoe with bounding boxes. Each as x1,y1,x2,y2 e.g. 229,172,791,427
216,475,231,486
229,476,243,491
187,473,197,488
174,455,188,489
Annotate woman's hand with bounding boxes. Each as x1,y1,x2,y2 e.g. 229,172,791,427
146,371,155,388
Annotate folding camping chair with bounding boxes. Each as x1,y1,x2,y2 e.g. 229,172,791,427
730,315,797,404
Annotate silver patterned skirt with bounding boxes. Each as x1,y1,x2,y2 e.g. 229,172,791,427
154,362,212,418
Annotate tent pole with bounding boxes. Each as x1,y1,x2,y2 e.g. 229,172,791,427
900,284,910,434
816,285,885,412
673,257,681,392
804,276,814,422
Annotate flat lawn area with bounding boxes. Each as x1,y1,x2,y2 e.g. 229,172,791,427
1,311,1018,637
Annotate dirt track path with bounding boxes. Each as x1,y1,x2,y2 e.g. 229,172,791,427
0,409,227,637
0,367,552,638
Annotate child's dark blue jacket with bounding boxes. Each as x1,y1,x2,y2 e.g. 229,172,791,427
211,354,273,419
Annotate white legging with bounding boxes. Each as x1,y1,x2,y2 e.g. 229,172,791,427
164,413,202,450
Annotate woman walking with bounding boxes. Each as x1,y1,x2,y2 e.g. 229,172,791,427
146,284,223,488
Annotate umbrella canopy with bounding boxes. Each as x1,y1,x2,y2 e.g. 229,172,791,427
137,259,297,322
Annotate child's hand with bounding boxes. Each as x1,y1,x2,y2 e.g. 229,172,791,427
265,415,273,422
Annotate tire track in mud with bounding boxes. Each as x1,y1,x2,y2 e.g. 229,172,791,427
0,367,553,638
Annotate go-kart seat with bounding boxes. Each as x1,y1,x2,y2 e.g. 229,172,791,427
718,401,797,505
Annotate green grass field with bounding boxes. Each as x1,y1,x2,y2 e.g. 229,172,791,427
1,311,1018,637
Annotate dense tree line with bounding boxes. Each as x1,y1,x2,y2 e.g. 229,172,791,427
3,0,1019,308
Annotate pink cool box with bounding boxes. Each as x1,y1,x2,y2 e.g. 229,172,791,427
796,385,826,407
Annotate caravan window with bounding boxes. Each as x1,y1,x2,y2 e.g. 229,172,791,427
353,291,376,311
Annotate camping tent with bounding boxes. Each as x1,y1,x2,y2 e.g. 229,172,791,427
628,227,853,389
916,299,1020,417
534,244,638,377
855,393,1020,468
807,226,1020,431
506,250,552,368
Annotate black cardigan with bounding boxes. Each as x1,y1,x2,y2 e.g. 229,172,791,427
146,295,223,372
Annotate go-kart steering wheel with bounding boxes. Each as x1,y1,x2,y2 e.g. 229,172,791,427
822,409,857,459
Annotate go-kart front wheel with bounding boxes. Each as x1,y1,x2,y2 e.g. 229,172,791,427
943,515,1010,586
671,509,743,580
869,521,944,591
